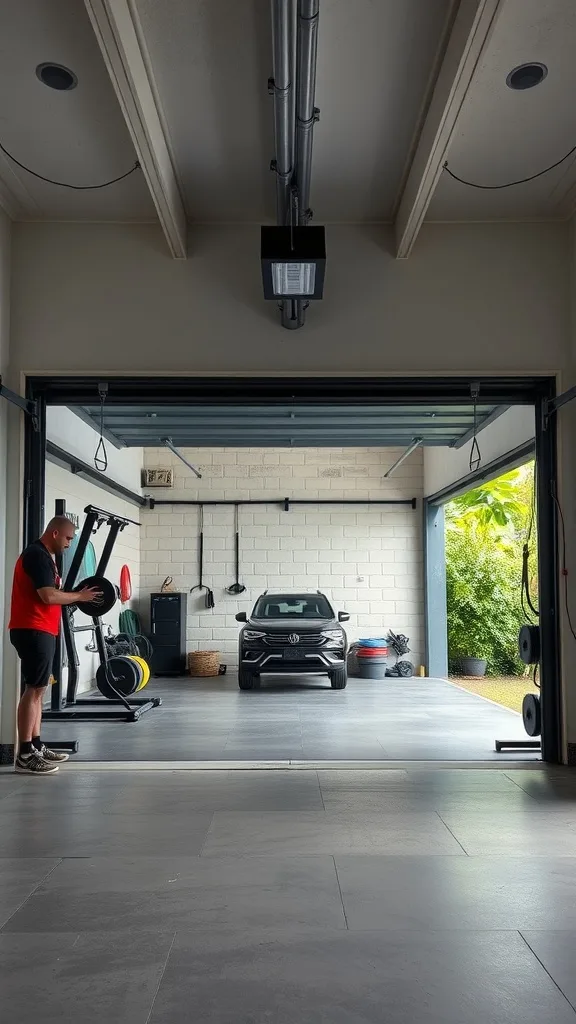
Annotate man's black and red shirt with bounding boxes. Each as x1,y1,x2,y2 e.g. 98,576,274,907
9,541,61,636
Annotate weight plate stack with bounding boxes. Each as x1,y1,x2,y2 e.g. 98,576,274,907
127,655,150,691
522,692,542,737
96,655,143,700
518,624,540,666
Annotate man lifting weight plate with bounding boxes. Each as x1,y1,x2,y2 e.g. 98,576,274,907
8,516,102,775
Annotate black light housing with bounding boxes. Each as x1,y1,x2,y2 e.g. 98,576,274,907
261,225,326,300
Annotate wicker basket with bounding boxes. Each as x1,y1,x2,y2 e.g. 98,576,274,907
187,650,221,678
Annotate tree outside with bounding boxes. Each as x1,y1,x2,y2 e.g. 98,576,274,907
445,463,538,683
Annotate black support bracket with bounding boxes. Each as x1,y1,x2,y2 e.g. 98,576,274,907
543,384,576,429
0,376,38,425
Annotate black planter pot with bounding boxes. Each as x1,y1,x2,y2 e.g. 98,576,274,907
455,657,487,678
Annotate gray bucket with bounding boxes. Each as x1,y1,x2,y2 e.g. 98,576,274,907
358,660,388,679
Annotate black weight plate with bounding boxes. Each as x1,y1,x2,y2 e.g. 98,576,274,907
518,624,540,665
74,575,117,616
522,693,542,737
96,655,142,699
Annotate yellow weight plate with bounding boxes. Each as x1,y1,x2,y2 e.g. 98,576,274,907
128,655,150,691
125,655,144,691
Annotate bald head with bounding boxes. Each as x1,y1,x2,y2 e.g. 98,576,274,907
41,516,77,555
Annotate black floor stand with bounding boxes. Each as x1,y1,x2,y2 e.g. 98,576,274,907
42,503,161,731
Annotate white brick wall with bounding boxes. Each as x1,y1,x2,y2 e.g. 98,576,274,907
140,447,423,669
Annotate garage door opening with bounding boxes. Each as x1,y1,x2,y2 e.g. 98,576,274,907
18,375,561,766
443,460,540,759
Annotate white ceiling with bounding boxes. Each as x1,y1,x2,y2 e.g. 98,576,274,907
0,0,154,220
134,0,453,223
0,0,575,230
428,0,576,221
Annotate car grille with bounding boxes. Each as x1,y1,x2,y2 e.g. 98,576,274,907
264,633,325,647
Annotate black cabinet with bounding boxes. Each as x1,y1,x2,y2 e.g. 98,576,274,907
150,593,187,676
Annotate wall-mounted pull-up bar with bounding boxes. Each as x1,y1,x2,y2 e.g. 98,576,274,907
148,497,417,510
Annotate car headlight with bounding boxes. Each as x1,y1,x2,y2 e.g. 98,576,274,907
322,629,344,641
243,630,266,640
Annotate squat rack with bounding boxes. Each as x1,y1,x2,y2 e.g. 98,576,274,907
43,503,161,736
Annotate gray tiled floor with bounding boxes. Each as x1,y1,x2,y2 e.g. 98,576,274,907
2,765,576,1021
42,675,536,762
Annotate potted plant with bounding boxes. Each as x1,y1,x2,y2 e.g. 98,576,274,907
450,652,488,678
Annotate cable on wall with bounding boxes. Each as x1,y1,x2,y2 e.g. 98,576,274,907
443,142,576,190
521,462,539,621
552,483,576,643
0,139,140,189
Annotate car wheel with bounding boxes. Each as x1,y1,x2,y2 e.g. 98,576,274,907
330,668,347,689
238,669,255,691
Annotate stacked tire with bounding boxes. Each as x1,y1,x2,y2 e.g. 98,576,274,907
357,639,389,679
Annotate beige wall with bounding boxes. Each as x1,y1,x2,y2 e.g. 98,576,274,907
557,219,576,760
0,208,10,731
2,217,575,757
10,221,569,374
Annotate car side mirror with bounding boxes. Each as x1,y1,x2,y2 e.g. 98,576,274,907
235,612,247,623
338,612,350,623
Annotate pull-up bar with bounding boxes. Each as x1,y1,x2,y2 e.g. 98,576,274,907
148,497,417,510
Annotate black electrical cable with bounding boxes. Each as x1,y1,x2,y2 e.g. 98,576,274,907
443,142,576,190
521,461,539,619
0,139,140,190
552,486,576,643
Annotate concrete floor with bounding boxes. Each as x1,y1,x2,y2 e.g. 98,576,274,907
42,675,536,762
1,765,576,1021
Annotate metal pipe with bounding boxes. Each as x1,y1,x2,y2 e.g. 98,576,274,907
271,0,296,226
383,438,423,478
150,498,417,508
163,438,202,478
271,1,299,330
295,0,320,225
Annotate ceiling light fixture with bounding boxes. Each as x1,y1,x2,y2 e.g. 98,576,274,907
506,62,547,90
36,62,78,91
261,226,326,300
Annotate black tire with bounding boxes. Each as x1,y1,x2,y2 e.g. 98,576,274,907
330,668,347,690
238,669,255,691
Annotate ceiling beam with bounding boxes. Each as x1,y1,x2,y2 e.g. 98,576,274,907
394,0,504,259
84,0,187,258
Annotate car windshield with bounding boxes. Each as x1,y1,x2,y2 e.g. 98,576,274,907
253,596,333,620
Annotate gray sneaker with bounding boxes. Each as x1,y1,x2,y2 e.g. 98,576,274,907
15,752,59,775
39,745,69,763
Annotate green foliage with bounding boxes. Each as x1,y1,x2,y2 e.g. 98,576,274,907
445,464,536,676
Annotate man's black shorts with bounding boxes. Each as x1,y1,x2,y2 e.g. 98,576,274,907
10,629,56,689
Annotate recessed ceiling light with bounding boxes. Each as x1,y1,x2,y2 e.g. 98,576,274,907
506,62,548,90
36,62,78,91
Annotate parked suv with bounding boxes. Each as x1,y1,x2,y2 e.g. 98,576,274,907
236,593,349,690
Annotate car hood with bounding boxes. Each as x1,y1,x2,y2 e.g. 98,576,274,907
246,617,339,632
